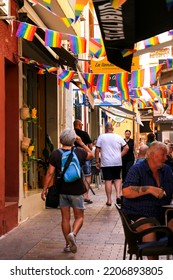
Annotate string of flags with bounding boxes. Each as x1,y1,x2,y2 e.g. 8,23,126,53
19,55,173,110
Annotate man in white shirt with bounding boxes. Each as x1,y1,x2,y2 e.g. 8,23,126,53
95,122,129,206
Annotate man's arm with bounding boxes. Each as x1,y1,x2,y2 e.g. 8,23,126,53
95,146,101,169
121,144,129,157
123,185,166,199
41,164,55,201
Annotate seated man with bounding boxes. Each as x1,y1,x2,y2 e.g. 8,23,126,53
135,144,148,163
122,141,173,259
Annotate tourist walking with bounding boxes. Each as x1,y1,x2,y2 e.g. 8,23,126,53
95,122,129,206
41,128,93,253
74,119,93,204
122,130,135,182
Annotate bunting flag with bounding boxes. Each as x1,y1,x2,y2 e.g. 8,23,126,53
47,67,58,73
68,35,86,54
27,0,38,5
131,88,142,98
45,29,62,48
144,87,161,100
166,58,173,68
37,68,47,74
131,69,144,88
16,22,37,41
147,99,158,110
58,70,75,83
116,72,129,101
138,99,146,109
74,0,89,22
94,38,106,58
83,73,95,92
96,74,110,93
150,64,163,85
121,48,137,57
159,85,167,99
58,79,70,89
111,0,127,9
89,38,102,56
167,83,173,93
71,81,87,94
43,0,51,10
144,36,160,48
59,17,74,27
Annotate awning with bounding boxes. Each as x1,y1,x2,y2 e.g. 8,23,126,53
101,106,136,121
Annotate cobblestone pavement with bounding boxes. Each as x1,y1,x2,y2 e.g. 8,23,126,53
0,183,169,260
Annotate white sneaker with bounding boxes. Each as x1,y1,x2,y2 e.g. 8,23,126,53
67,232,77,253
64,244,71,253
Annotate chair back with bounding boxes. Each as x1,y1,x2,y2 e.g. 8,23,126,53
115,203,140,254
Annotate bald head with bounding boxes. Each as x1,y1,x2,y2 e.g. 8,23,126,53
138,144,148,158
105,122,113,132
73,119,82,130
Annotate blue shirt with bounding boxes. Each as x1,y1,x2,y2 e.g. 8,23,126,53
122,160,173,220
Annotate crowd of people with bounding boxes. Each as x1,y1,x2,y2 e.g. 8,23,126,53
41,121,173,258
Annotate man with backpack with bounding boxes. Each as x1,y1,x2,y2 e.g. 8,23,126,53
41,128,93,254
73,119,93,204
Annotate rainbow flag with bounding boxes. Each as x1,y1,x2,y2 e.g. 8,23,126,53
45,29,62,48
47,67,58,73
68,35,86,54
95,38,106,57
167,83,173,93
37,68,47,74
138,99,146,109
74,0,89,22
111,0,127,9
59,17,74,27
144,87,161,100
58,79,70,89
89,38,102,56
150,64,163,85
96,74,110,93
83,73,95,92
147,99,158,110
159,85,167,99
43,0,51,10
121,48,136,57
116,72,129,101
72,81,87,94
131,69,144,88
27,0,38,5
144,36,160,48
58,70,75,83
166,58,173,68
131,88,142,98
16,22,37,41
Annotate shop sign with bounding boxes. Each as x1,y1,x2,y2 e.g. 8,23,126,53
91,56,139,74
